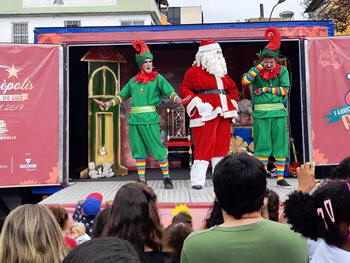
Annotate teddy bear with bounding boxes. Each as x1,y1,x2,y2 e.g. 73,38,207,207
102,162,114,178
236,99,253,126
88,162,100,179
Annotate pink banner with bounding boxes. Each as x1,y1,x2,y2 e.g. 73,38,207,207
307,38,350,164
0,45,61,186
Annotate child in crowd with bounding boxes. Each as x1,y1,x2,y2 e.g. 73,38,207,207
201,200,223,229
162,205,193,262
70,222,91,245
261,189,280,222
73,192,103,236
48,206,77,249
284,161,350,263
91,207,111,238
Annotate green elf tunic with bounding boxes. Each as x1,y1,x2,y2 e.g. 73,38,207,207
117,73,178,160
248,65,290,158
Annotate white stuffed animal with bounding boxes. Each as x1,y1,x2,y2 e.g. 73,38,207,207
88,162,99,179
97,167,103,177
100,146,107,157
102,163,114,178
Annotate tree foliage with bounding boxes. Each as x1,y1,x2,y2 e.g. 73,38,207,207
302,0,350,32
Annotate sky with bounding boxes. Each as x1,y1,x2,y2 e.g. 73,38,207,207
167,0,307,23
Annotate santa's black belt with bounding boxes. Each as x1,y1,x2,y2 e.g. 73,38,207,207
193,89,228,95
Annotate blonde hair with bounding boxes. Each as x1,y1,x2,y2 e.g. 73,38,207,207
0,204,67,263
70,222,86,236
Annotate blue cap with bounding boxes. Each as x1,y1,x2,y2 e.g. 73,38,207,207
83,196,101,216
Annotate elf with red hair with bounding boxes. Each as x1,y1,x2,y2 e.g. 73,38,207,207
180,40,239,190
95,41,183,189
242,27,291,188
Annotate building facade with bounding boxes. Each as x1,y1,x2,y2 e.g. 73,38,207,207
0,0,168,43
161,6,203,25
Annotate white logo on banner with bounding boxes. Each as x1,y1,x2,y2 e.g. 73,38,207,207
19,158,37,170
0,120,16,140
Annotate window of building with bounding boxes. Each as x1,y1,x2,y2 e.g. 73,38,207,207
133,20,145,26
12,22,28,43
120,20,145,26
64,20,81,27
161,7,180,25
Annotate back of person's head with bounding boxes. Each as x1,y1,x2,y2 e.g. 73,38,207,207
333,156,350,179
267,189,280,222
91,208,111,238
48,205,69,230
205,199,223,229
63,236,140,263
171,204,192,228
104,182,162,253
166,223,193,262
172,212,192,227
0,204,67,263
213,153,267,219
285,181,350,247
70,222,86,238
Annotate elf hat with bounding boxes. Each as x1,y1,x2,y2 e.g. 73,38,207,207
132,40,153,68
257,27,281,59
198,40,221,52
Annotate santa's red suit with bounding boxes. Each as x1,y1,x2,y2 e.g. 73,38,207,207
180,41,238,188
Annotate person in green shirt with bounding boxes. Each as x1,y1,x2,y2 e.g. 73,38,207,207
241,27,291,188
94,40,183,189
181,153,308,263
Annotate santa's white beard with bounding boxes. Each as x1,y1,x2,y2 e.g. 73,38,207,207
193,50,227,78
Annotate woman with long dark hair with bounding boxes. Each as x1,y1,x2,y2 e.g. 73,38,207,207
103,182,176,263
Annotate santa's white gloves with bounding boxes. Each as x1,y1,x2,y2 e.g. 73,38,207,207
232,110,238,125
196,102,213,117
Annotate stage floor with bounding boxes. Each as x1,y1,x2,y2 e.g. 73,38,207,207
40,168,298,230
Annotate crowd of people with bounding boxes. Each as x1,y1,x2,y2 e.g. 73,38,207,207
0,153,349,263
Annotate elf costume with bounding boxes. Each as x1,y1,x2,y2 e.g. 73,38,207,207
242,27,291,188
101,40,182,189
181,40,238,189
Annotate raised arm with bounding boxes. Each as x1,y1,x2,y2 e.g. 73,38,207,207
241,61,264,86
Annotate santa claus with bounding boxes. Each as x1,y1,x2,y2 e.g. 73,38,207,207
180,40,238,189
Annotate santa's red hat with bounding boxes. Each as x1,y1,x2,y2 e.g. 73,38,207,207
198,40,221,52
